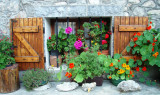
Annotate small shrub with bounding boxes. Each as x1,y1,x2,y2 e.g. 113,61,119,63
22,69,53,90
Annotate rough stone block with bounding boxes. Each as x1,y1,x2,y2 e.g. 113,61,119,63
88,0,100,4
101,0,111,4
142,0,156,8
133,7,146,16
88,5,124,16
67,6,87,17
128,0,140,4
148,10,160,15
111,0,127,5
68,0,86,4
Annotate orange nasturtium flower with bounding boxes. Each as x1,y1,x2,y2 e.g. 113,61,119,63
126,65,130,70
110,63,113,67
130,70,132,74
137,32,141,36
65,72,69,77
132,75,134,77
69,63,74,69
97,52,102,55
65,72,72,78
68,73,72,78
134,37,138,42
147,25,152,30
109,76,112,79
152,43,155,46
122,63,127,68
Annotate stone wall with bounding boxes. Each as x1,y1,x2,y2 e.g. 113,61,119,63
0,0,160,36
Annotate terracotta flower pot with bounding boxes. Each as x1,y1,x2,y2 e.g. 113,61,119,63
50,55,62,67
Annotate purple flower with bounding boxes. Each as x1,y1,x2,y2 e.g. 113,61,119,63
74,40,83,50
65,27,72,34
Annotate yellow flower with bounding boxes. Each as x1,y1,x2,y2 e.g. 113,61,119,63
95,43,97,45
85,44,88,47
118,69,125,74
91,40,93,43
51,65,54,67
126,65,130,70
122,63,127,68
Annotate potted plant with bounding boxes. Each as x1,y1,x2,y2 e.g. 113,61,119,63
126,20,160,85
82,21,111,55
0,35,19,93
65,45,106,86
47,28,68,66
104,54,135,86
22,68,53,90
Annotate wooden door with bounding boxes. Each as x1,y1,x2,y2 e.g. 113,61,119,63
114,16,148,61
10,18,44,70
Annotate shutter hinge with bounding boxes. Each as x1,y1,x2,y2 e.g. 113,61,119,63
44,57,46,63
11,19,17,22
43,27,45,33
112,26,114,33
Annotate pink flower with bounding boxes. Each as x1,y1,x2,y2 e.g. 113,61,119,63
74,40,83,50
102,40,107,45
65,27,72,34
85,47,89,51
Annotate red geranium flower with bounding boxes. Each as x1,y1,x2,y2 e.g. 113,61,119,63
134,37,138,42
102,21,107,25
137,32,141,36
49,37,51,40
150,21,152,24
69,63,74,69
132,75,134,77
105,34,109,39
102,40,107,45
118,60,120,62
153,38,157,42
77,38,81,41
147,26,152,30
152,43,155,46
142,67,147,71
152,47,154,51
136,67,139,72
94,24,100,28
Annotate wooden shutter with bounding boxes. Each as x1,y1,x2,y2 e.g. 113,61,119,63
10,18,44,70
114,16,148,61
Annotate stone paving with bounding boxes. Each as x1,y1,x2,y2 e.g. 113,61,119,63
1,80,160,95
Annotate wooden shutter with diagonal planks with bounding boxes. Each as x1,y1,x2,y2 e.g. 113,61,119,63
114,16,148,61
10,18,44,70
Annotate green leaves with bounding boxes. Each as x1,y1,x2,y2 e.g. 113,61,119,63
114,54,121,59
130,41,134,47
128,59,134,67
126,46,130,52
136,60,142,66
75,74,84,83
139,77,145,82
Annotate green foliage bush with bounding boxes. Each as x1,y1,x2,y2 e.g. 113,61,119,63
66,45,106,83
22,69,53,90
0,36,15,69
